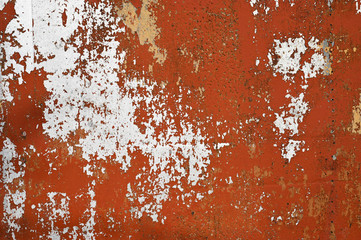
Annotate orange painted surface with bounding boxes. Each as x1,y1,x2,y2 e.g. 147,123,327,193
1,0,361,239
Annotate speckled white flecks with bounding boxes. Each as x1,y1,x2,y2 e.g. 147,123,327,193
249,0,271,16
270,205,303,225
32,192,75,239
47,192,71,239
126,114,211,222
81,182,96,240
268,36,329,162
1,138,26,237
249,0,295,16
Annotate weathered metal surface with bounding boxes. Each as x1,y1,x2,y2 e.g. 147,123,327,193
1,0,361,239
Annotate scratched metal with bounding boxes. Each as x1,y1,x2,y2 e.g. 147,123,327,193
1,0,361,239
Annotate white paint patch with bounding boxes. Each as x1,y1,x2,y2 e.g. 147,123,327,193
356,0,361,14
0,0,10,10
81,183,96,240
302,37,327,79
281,139,304,162
268,36,329,162
274,93,309,136
249,0,270,16
1,138,26,236
33,0,211,224
268,37,306,81
1,0,34,102
126,116,211,222
269,36,329,81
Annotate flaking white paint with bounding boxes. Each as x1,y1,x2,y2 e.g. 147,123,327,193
268,36,329,162
1,138,26,236
31,0,212,225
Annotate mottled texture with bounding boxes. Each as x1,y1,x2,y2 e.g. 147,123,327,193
1,0,361,239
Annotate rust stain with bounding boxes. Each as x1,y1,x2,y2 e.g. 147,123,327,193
351,93,361,134
115,0,167,64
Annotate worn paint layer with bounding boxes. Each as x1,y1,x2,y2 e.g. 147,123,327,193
1,0,361,239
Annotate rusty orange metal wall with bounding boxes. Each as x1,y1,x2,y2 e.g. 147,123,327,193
1,0,361,239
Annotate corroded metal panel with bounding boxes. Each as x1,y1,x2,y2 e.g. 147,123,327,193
1,0,361,239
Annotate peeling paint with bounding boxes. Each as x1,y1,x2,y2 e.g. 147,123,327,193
1,0,361,239
115,0,167,64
